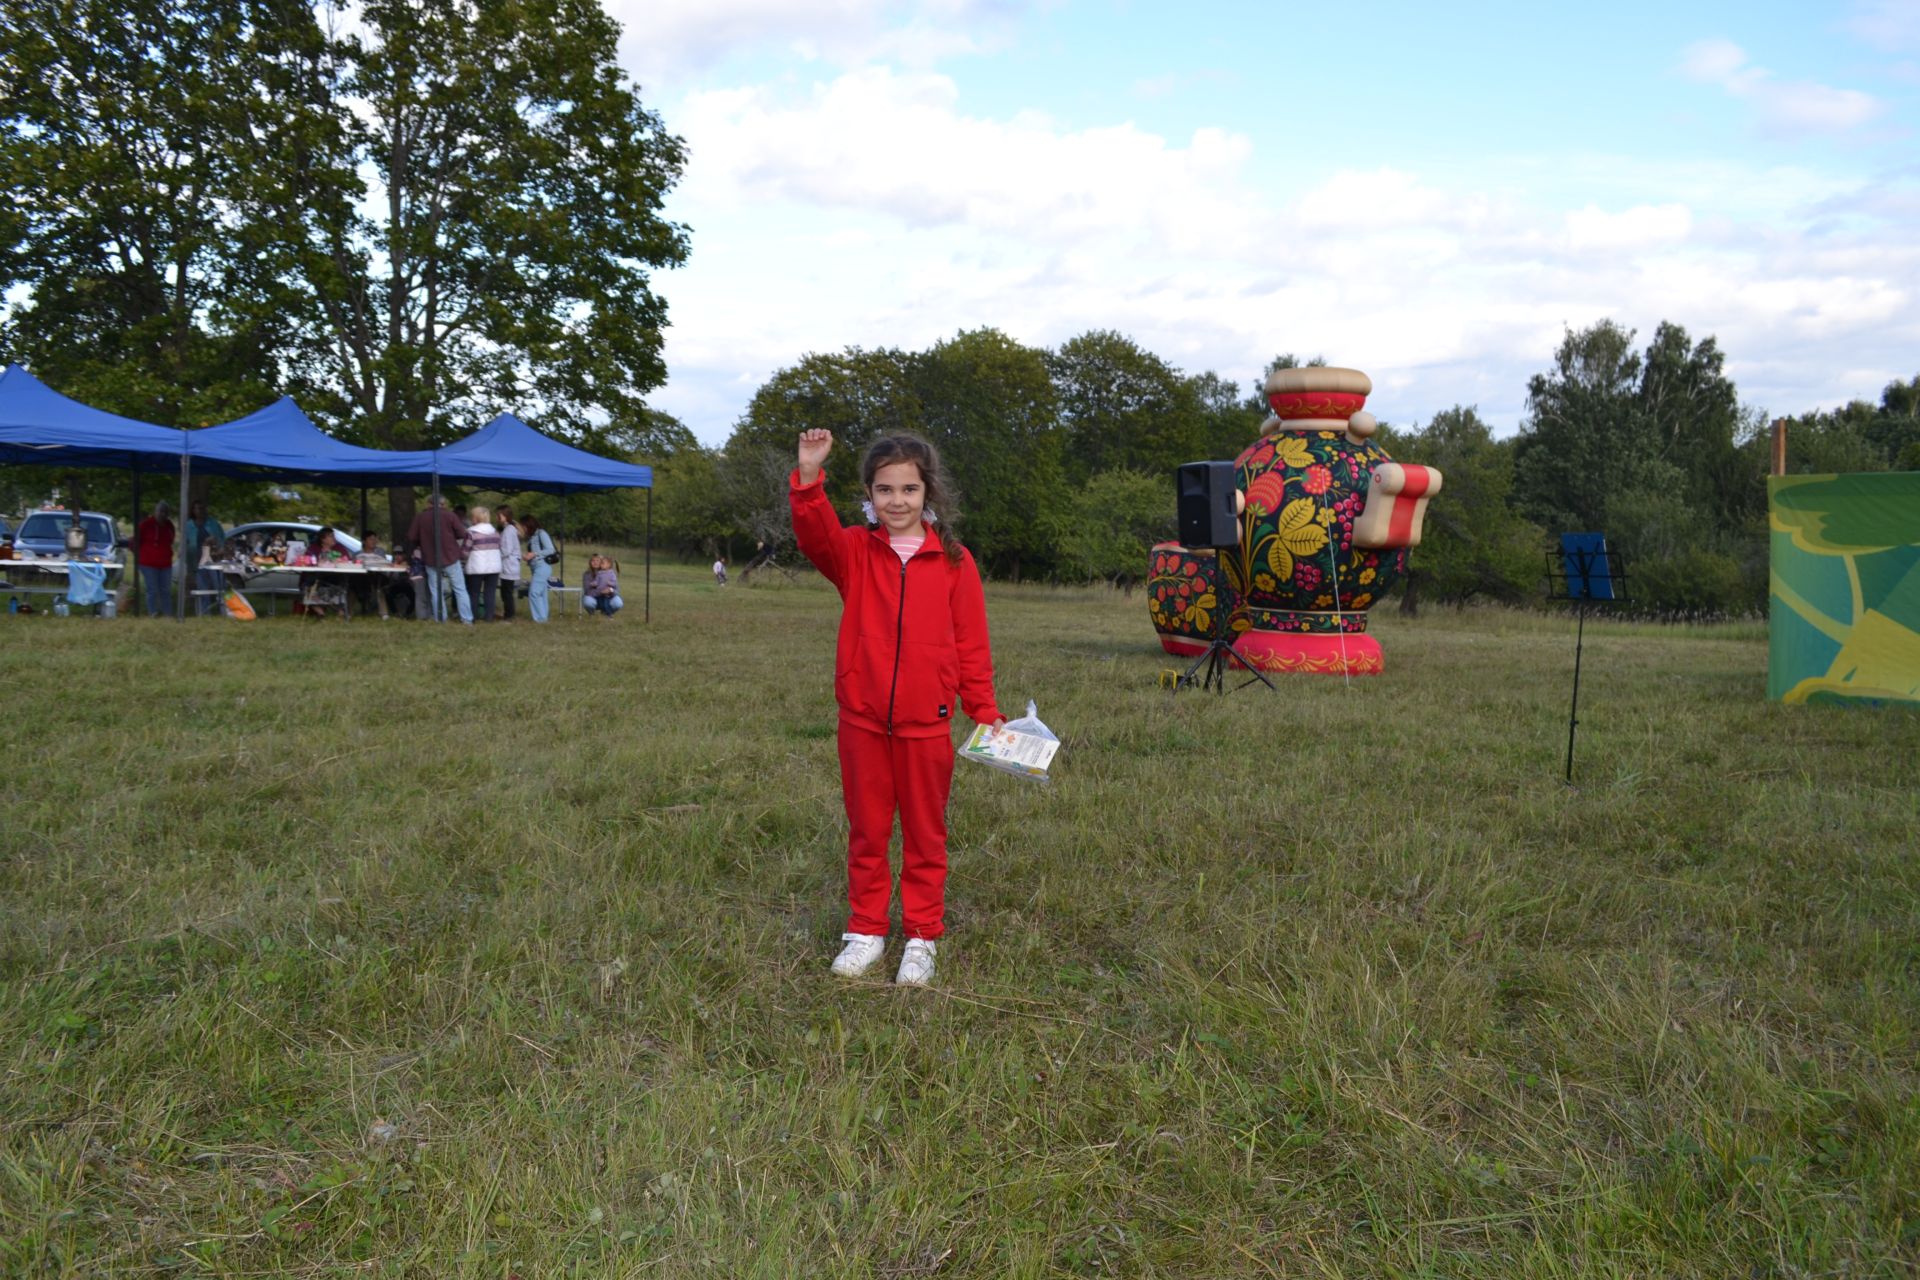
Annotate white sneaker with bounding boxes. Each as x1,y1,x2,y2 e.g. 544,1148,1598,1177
895,938,937,987
830,932,887,978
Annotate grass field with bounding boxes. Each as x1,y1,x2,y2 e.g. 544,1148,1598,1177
3,558,1917,1278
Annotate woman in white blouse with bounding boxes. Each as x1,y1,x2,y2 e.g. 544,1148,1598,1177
464,505,504,622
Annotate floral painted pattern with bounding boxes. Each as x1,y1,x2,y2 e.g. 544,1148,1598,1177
1246,606,1372,635
1220,427,1406,624
1147,543,1220,643
1149,425,1424,661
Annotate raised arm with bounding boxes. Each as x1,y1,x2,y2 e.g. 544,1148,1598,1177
789,429,853,592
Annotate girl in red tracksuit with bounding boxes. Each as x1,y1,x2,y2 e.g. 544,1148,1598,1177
790,429,1003,987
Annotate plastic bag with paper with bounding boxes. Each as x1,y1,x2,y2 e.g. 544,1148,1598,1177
958,700,1059,783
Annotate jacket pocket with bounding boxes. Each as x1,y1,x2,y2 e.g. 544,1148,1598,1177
888,640,958,725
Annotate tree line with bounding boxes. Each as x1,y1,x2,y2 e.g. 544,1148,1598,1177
2,0,688,536
623,322,1915,618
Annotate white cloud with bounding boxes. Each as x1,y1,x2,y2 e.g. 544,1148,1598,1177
1845,0,1920,52
646,65,1920,442
1680,38,1884,134
1681,37,1756,87
1563,202,1692,250
604,0,1017,87
675,67,1260,248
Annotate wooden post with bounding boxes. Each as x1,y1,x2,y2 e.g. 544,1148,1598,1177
130,462,142,616
430,472,444,623
1770,418,1788,477
176,453,190,621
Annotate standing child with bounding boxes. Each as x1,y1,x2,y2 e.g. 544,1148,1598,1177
789,429,1003,987
406,540,429,621
496,505,520,621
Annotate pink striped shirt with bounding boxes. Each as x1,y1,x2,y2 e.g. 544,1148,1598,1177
889,533,924,565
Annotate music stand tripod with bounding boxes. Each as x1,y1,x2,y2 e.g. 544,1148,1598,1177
1175,561,1276,695
1544,533,1629,784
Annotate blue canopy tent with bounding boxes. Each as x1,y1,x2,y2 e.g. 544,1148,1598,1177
0,368,442,616
432,413,655,621
192,397,439,484
0,363,187,468
432,412,655,492
5,367,659,620
193,398,441,572
0,364,192,614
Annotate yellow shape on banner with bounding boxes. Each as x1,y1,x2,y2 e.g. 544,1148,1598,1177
1782,608,1920,703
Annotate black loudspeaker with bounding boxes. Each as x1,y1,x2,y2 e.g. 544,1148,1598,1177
1176,461,1239,547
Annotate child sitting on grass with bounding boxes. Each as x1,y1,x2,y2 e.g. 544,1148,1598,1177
581,554,622,616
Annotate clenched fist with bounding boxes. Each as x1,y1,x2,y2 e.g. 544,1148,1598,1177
797,429,833,484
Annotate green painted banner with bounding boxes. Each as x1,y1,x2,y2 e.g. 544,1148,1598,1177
1768,472,1920,706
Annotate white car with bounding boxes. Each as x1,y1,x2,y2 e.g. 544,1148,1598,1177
222,522,365,599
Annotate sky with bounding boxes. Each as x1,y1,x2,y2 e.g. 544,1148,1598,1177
604,0,1920,444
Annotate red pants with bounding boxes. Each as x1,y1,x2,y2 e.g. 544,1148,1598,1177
838,722,954,940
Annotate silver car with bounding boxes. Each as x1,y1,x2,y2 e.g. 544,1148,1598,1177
222,522,364,599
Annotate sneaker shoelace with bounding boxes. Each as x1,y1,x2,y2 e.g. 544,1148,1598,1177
900,940,935,978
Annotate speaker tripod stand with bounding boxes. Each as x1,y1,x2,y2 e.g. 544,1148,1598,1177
1175,577,1276,695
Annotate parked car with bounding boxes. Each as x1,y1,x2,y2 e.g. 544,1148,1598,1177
224,521,363,558
222,521,365,603
11,509,119,560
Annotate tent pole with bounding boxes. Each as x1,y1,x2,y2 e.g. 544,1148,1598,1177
431,471,444,623
175,452,189,622
645,486,652,624
560,491,567,593
130,460,142,616
360,486,369,539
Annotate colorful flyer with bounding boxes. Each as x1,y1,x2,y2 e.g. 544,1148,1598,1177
960,722,1059,779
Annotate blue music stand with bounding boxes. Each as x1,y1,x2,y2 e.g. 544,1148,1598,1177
1545,534,1630,784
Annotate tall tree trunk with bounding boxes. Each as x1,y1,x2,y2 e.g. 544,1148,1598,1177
388,485,418,545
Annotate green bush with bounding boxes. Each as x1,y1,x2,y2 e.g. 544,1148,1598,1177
1631,548,1752,619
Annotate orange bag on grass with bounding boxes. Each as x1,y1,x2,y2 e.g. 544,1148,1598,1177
223,591,256,620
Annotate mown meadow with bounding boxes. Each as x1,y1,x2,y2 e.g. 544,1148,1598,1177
2,560,1917,1277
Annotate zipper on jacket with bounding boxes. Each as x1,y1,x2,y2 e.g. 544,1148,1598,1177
885,559,907,733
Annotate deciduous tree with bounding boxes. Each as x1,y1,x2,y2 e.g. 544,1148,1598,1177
1379,406,1542,609
278,0,688,533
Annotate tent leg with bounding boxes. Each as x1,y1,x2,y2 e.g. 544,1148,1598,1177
176,454,190,622
645,487,652,624
360,487,369,539
560,492,567,601
130,462,141,616
431,472,444,624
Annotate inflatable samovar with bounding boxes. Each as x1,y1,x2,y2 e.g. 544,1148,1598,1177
1148,367,1442,674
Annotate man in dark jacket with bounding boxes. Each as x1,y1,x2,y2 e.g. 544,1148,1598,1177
405,495,472,624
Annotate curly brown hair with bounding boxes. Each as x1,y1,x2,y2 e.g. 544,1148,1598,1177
860,433,964,564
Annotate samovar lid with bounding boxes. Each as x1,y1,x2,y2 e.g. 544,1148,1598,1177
1263,366,1372,396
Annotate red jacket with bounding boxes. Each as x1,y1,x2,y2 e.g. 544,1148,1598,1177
790,469,1001,738
135,517,175,569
